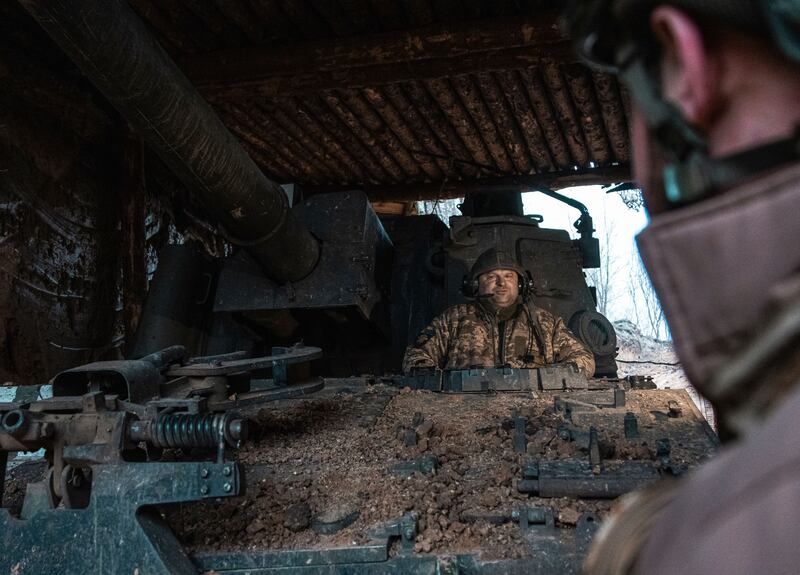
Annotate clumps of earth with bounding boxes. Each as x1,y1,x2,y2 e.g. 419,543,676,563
163,380,712,559
614,320,715,427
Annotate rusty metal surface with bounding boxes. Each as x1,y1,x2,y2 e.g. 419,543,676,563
0,3,120,385
166,346,322,377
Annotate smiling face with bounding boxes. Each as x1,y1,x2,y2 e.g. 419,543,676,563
477,268,519,308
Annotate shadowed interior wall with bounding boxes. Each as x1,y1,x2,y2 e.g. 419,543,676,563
0,4,122,384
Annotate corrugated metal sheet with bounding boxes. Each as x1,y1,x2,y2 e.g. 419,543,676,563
128,0,630,195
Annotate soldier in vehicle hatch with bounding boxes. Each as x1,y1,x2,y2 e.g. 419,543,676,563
564,1,800,574
402,248,595,376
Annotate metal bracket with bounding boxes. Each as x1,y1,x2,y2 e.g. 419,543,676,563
1,462,241,574
512,506,556,532
390,455,440,477
539,366,589,391
518,459,660,498
513,411,527,454
367,513,418,553
166,345,322,377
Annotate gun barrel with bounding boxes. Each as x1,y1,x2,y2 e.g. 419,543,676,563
18,0,320,282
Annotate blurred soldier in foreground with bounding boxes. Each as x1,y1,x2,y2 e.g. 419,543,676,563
565,1,800,573
402,248,595,376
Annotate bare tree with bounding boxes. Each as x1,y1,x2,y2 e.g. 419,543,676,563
627,252,669,340
585,205,620,316
603,183,645,211
417,199,462,225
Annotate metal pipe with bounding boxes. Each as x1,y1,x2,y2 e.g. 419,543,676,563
18,0,320,282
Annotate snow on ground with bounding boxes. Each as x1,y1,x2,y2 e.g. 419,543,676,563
0,384,50,469
613,320,715,427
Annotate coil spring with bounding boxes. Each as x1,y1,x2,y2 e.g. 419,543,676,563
151,413,233,449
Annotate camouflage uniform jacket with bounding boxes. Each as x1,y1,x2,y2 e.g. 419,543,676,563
402,301,595,376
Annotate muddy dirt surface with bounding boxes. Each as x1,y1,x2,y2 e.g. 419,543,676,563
164,379,716,559
2,459,47,516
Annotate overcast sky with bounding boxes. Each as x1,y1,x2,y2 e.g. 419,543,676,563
522,186,669,339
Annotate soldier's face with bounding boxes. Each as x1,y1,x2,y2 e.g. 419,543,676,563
478,268,519,307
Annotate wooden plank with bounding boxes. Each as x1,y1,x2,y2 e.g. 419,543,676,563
270,104,357,182
302,95,390,183
476,72,532,173
371,201,415,215
361,87,444,180
277,97,371,182
564,63,612,166
339,89,424,180
518,67,571,169
179,14,567,87
424,77,494,174
592,71,629,163
218,105,306,182
322,91,408,181
450,73,513,172
397,81,479,178
246,101,333,183
232,100,335,183
200,42,574,97
305,164,632,201
495,69,555,172
541,60,590,166
381,83,452,175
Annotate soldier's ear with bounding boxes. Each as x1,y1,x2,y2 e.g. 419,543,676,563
650,6,721,131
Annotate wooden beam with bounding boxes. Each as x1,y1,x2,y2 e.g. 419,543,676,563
306,164,632,202
179,14,574,96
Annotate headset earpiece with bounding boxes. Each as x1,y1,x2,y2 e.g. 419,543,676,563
461,274,479,298
519,270,534,299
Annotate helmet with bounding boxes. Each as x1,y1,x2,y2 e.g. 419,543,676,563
462,248,533,298
563,0,800,206
469,248,525,279
566,1,798,72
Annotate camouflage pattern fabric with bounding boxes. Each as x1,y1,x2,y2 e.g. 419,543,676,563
402,301,595,376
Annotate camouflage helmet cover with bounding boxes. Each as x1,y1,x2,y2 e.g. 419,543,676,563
470,248,526,281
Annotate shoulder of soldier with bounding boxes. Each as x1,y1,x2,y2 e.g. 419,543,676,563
526,303,560,325
437,302,480,325
417,303,480,343
438,302,481,323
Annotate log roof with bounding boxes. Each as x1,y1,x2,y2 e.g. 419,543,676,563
129,0,631,200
